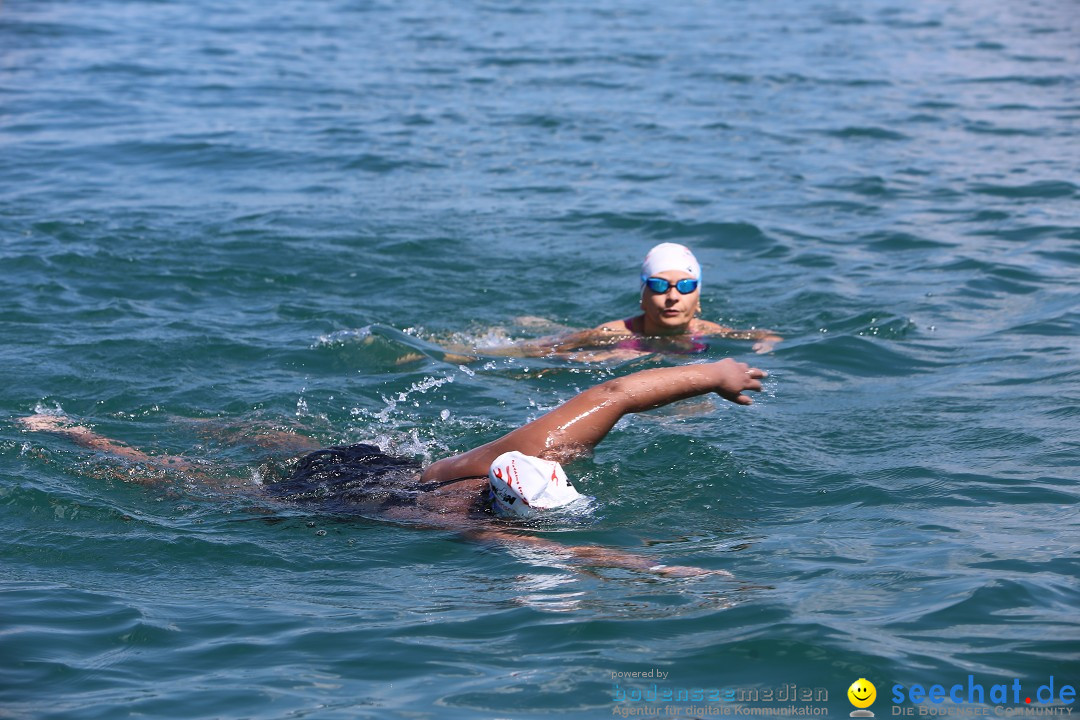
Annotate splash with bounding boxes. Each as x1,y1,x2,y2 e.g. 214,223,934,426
374,373,456,423
313,326,372,347
335,372,467,464
32,400,66,416
444,328,517,349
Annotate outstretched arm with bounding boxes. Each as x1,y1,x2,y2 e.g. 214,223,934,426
720,330,782,354
422,358,765,482
464,527,730,578
689,320,782,354
464,327,633,360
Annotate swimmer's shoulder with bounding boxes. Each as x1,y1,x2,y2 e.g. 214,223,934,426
593,317,638,335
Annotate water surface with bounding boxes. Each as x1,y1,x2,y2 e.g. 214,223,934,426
1,0,1078,718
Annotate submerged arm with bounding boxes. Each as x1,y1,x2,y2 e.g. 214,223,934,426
381,501,730,578
422,358,765,482
724,329,782,353
472,327,629,359
691,321,782,353
465,527,730,578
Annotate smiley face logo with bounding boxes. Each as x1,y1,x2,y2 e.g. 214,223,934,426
848,678,877,710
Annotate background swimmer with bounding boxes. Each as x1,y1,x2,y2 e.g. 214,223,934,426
594,242,781,349
453,243,782,363
19,358,767,578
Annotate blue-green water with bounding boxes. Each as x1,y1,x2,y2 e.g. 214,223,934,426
2,0,1078,718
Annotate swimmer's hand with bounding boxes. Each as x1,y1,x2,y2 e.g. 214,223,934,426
653,564,734,579
567,545,732,579
752,334,782,354
705,359,767,406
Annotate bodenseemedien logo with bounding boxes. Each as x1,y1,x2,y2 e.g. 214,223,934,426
848,678,877,717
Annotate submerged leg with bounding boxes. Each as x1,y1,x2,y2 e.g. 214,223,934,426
16,413,268,489
19,414,173,466
186,418,323,454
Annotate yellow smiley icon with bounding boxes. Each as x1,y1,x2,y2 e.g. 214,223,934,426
848,678,877,709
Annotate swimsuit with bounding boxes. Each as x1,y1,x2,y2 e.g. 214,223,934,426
614,318,709,354
264,443,484,515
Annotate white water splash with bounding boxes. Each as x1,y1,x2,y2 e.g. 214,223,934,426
375,373,455,423
313,326,372,347
32,400,66,416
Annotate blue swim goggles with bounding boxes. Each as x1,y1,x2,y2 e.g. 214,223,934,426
642,276,700,294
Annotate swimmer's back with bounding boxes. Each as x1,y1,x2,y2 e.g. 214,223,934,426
265,443,489,518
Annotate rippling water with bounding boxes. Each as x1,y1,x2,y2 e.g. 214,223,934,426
2,0,1078,718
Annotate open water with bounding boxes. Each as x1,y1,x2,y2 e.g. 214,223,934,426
1,0,1078,718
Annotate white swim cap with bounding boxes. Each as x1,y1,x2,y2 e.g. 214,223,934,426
488,451,583,517
640,242,701,284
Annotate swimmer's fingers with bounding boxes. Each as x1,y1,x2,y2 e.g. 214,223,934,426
752,334,782,354
728,372,765,405
709,360,767,405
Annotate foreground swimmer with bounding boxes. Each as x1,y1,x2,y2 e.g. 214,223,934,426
19,359,766,577
471,243,781,362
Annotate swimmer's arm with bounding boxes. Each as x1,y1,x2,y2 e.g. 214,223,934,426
465,527,728,578
474,327,629,359
421,358,765,482
552,326,630,345
694,320,782,353
397,509,729,577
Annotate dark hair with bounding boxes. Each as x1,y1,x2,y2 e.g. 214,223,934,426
264,443,422,513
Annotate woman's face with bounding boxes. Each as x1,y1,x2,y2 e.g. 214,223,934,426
639,270,700,335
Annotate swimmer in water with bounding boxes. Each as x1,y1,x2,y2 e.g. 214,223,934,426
18,359,766,577
595,242,781,351
464,243,781,363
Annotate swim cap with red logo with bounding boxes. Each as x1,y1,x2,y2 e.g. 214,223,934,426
488,451,582,517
